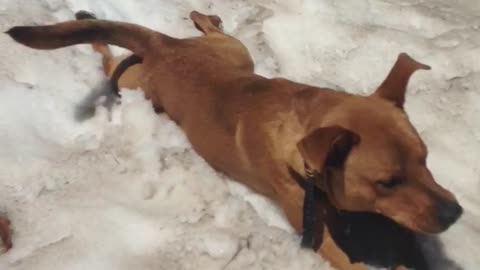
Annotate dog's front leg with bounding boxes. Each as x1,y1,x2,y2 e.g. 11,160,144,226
318,227,368,270
278,192,365,270
310,196,367,270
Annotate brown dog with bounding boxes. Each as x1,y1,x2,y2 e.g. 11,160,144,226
6,10,462,270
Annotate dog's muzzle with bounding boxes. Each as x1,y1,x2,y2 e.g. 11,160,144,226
436,200,463,228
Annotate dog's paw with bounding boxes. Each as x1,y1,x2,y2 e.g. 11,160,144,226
75,10,97,20
0,215,12,253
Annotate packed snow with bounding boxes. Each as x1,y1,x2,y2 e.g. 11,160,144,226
0,0,479,269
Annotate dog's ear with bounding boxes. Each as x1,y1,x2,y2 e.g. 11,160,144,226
190,11,223,35
373,53,431,108
297,126,360,174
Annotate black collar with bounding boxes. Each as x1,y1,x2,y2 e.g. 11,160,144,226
301,172,318,248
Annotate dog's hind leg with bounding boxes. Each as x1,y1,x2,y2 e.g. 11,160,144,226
93,44,119,77
74,11,144,94
75,11,124,77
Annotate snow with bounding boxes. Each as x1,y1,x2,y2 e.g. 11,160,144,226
0,0,479,269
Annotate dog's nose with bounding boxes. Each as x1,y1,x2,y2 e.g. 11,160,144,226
436,200,463,227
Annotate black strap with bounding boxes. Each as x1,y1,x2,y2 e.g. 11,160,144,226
286,165,325,249
110,54,143,97
301,174,317,248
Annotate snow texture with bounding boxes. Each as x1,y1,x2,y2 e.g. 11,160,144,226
0,0,479,269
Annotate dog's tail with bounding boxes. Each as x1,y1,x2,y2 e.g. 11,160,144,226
6,18,163,56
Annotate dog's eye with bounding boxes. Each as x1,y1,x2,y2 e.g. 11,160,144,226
376,177,402,189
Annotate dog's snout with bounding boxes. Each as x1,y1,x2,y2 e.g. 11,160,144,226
436,200,463,227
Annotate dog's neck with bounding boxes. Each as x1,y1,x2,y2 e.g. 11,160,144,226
262,87,349,235
279,87,350,178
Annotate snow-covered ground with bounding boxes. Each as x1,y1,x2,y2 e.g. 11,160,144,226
0,0,479,269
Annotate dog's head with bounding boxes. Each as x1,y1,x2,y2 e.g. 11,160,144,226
297,53,462,233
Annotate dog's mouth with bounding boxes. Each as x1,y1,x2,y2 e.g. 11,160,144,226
374,210,427,234
376,209,462,235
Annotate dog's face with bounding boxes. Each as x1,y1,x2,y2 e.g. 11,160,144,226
297,53,462,233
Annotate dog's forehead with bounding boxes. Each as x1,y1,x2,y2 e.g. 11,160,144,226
328,96,410,130
347,132,427,183
348,97,419,134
